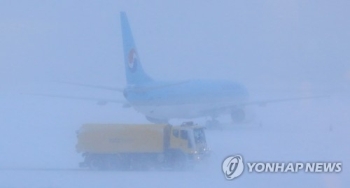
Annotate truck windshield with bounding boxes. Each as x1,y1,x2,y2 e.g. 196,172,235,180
193,128,206,144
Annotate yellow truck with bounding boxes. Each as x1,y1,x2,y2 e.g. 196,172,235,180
76,122,210,170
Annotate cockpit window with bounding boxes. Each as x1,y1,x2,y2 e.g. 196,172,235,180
193,129,206,144
180,130,193,148
180,130,188,139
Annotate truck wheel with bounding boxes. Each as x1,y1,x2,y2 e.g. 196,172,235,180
106,154,128,170
89,158,103,170
105,156,118,170
168,151,188,170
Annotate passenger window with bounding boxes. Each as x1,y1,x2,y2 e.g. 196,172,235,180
172,130,179,138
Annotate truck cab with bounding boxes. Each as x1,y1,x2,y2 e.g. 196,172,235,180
169,122,210,161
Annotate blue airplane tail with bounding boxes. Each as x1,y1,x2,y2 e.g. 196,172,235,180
120,12,153,85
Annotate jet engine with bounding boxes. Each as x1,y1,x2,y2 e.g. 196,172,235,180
145,116,168,124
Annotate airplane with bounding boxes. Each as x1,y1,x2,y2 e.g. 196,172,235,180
87,11,249,125
30,12,326,126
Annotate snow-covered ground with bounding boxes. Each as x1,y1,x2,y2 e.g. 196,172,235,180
0,128,348,188
0,94,349,188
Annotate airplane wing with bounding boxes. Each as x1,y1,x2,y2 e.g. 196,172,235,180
24,93,130,107
240,95,330,107
55,80,190,92
200,95,329,116
130,80,190,92
54,81,124,92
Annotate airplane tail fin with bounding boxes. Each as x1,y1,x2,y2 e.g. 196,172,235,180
120,12,153,85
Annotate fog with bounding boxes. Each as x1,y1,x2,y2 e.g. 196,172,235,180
1,1,349,187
